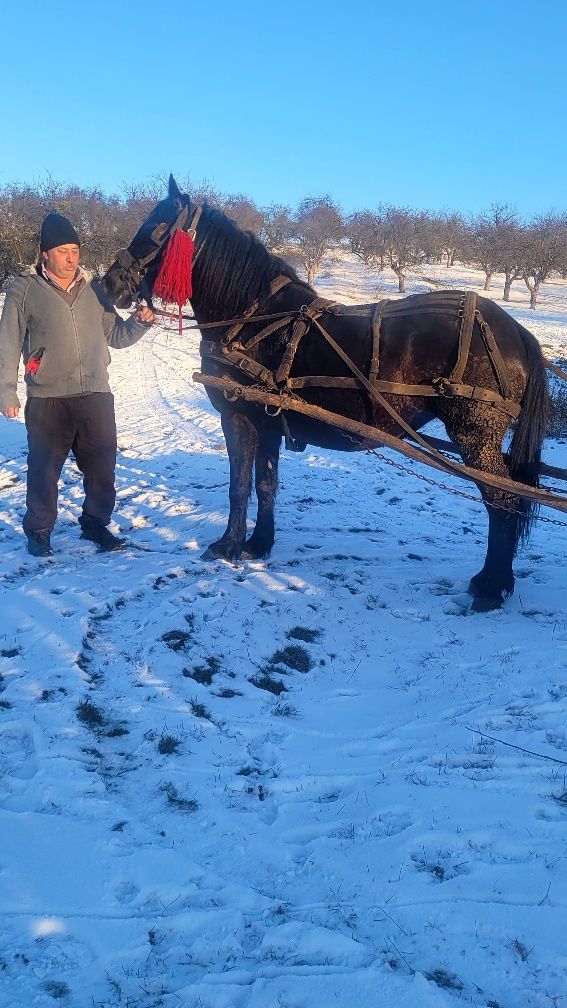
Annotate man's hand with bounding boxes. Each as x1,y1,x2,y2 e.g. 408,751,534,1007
1,406,20,419
135,305,157,325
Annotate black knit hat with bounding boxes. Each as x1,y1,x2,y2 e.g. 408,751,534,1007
40,212,81,252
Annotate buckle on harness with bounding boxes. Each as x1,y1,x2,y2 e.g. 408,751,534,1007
432,377,454,397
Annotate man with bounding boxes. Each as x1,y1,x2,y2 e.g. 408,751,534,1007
0,210,156,557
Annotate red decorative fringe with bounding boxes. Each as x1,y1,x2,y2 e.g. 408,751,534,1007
153,230,194,332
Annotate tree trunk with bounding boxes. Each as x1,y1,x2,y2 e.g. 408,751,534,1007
483,271,492,291
503,277,512,301
523,275,540,310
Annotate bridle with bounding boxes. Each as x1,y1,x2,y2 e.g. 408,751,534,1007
112,203,202,306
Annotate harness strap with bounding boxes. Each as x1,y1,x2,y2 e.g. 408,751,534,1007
200,341,276,386
274,298,334,385
187,206,202,238
115,248,138,270
369,300,389,386
307,314,458,453
241,314,293,352
223,276,293,345
475,311,512,399
200,310,296,330
282,373,520,415
280,411,305,452
448,291,477,384
286,376,367,389
431,379,520,417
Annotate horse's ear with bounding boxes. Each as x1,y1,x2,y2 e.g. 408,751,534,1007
168,174,182,202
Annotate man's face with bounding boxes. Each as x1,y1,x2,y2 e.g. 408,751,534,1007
43,244,80,282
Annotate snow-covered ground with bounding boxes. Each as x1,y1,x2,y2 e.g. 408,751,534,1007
1,259,566,1008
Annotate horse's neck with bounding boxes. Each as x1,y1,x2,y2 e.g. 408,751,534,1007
191,277,316,333
191,212,309,325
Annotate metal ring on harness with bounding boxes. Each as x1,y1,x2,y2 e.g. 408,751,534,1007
223,387,242,402
265,402,282,417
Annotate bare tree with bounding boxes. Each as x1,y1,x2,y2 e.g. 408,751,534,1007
493,206,526,302
0,183,49,280
435,212,467,268
522,211,567,309
346,210,385,268
3,178,567,314
292,196,344,285
467,206,507,291
260,203,295,252
379,206,431,293
467,204,526,301
221,194,265,236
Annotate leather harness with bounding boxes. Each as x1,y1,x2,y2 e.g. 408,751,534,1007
199,283,521,437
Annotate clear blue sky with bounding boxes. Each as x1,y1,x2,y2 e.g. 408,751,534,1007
1,0,565,218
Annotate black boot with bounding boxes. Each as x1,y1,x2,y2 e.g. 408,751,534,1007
79,518,125,552
26,530,53,557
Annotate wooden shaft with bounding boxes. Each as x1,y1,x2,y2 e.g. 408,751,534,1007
192,372,567,514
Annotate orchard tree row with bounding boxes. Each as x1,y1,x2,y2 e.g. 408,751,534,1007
1,177,566,309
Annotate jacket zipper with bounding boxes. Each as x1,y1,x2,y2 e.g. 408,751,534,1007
40,275,86,391
70,304,84,391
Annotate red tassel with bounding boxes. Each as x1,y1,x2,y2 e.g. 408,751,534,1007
153,230,194,331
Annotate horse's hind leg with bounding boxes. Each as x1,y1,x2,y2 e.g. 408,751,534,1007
242,425,282,560
445,411,522,611
202,409,258,562
468,501,521,611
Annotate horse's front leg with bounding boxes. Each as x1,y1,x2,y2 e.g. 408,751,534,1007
202,410,258,562
241,426,282,559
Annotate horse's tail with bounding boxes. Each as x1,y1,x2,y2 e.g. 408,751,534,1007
507,322,550,543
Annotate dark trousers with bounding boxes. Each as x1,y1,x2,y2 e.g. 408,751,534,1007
23,394,117,534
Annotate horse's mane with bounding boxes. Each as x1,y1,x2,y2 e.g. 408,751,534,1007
193,202,304,317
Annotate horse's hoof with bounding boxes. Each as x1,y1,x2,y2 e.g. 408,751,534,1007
201,542,242,564
241,538,272,561
470,595,504,613
201,546,220,561
468,571,513,606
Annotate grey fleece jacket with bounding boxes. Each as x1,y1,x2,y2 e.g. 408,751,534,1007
0,268,148,411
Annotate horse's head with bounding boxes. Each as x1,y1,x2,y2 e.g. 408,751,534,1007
103,174,195,308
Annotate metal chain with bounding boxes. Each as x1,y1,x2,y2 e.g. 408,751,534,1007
286,394,567,527
361,441,567,528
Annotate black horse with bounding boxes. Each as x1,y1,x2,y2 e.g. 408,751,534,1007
103,176,550,611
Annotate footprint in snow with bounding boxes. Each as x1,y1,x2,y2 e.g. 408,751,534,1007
0,721,39,780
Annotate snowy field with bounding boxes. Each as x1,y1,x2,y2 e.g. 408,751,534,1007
1,258,566,1008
